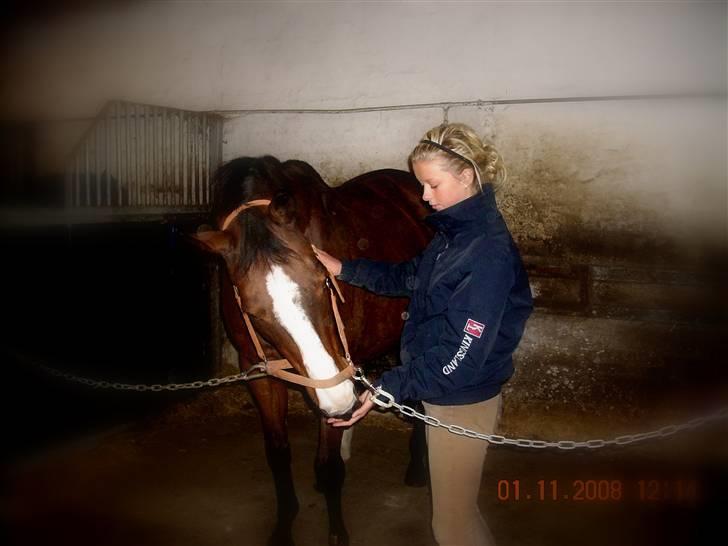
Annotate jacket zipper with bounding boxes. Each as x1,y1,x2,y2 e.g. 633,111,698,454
435,236,450,261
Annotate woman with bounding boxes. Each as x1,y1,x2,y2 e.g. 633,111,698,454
314,122,533,546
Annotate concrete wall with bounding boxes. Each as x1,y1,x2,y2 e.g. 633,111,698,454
224,98,726,261
2,2,725,116
3,1,724,248
2,1,726,432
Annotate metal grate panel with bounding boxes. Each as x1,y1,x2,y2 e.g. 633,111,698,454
65,101,223,210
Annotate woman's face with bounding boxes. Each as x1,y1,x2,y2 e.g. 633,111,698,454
412,159,475,212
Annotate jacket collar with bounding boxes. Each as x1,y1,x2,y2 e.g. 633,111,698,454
424,184,499,237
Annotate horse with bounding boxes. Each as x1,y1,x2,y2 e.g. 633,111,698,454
190,155,433,546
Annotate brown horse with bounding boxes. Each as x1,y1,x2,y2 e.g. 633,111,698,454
191,155,432,546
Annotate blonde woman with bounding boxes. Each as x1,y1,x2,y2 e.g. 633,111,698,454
315,123,533,546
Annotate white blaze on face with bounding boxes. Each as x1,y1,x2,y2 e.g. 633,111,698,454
265,265,357,416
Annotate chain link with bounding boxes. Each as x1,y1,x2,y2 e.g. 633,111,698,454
36,363,268,392
352,369,728,451
26,358,728,451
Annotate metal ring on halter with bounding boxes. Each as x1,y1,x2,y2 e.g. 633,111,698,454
353,367,375,391
245,363,267,378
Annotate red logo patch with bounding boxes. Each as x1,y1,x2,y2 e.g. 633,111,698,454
464,318,485,338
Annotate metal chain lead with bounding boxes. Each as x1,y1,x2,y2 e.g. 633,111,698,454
36,363,268,392
352,368,728,451
27,360,728,451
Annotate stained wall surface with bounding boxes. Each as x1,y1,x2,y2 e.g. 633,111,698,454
2,1,726,426
3,2,724,246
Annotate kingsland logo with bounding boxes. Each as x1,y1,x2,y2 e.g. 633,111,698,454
442,334,473,375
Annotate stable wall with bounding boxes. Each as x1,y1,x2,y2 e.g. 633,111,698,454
3,1,725,248
2,2,725,117
223,97,727,261
2,1,726,435
221,98,728,437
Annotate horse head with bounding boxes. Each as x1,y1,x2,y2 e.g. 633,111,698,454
190,156,359,418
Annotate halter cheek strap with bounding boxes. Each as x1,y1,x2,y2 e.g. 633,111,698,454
222,199,355,389
233,282,354,389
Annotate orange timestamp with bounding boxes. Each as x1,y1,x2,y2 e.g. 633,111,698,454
496,478,699,503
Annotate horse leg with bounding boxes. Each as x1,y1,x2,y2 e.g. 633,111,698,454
404,400,429,487
315,418,349,546
247,377,299,546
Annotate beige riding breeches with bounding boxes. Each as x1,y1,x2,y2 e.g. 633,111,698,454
423,394,502,546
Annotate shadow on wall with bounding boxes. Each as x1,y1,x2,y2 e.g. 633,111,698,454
497,140,723,269
478,128,726,439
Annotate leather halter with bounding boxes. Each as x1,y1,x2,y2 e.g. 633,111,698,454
222,199,355,389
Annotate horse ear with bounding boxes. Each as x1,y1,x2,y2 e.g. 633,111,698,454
269,191,296,226
186,229,234,255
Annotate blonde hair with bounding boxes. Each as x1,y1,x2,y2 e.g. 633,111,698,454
409,122,507,193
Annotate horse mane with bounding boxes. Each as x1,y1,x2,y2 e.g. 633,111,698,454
211,155,296,274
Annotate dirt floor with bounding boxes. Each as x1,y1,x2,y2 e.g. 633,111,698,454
3,387,726,546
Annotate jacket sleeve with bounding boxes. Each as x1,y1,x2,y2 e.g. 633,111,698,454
336,254,422,298
378,256,515,403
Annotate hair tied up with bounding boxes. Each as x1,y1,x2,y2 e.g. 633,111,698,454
410,123,507,192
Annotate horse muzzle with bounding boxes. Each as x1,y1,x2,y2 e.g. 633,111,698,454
322,395,362,420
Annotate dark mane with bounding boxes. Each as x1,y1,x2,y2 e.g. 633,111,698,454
211,155,295,274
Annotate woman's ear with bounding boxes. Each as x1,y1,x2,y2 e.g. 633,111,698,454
458,167,475,187
269,191,296,226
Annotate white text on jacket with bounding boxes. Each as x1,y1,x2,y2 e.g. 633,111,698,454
442,333,473,375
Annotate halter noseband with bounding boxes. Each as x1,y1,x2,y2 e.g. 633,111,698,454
222,199,355,389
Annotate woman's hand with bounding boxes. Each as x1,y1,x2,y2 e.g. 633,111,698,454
312,244,342,276
327,390,375,427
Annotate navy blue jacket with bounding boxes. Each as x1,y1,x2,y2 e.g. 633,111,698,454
337,185,533,406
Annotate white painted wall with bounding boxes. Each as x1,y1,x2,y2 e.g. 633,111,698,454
224,96,726,259
2,1,726,256
2,1,724,117
3,1,723,417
